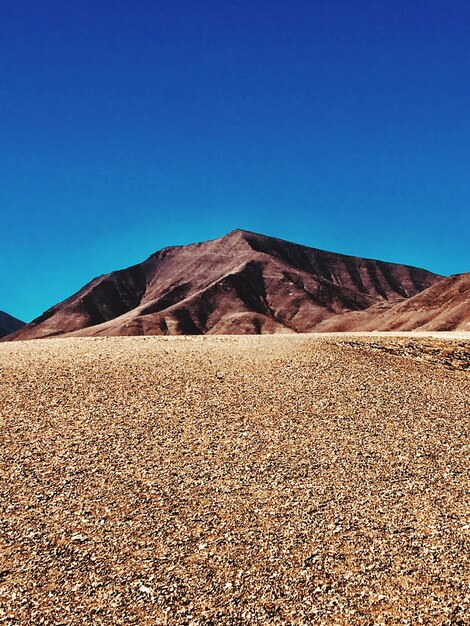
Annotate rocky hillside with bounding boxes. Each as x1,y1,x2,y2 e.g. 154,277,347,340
0,311,25,338
6,230,442,340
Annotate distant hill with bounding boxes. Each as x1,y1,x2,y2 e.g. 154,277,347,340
5,229,444,340
315,272,470,332
0,311,25,338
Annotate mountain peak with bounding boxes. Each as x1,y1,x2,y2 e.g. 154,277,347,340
220,228,260,242
225,228,248,236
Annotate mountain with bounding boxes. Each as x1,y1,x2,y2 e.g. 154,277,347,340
5,229,445,341
0,311,25,338
315,272,470,332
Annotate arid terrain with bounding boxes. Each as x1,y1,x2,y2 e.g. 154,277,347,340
0,334,469,625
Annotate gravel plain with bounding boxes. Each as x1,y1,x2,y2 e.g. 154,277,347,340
0,334,469,625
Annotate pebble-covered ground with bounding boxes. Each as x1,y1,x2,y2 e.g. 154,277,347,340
0,335,469,625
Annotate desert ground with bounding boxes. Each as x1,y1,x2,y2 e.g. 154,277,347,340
0,334,469,625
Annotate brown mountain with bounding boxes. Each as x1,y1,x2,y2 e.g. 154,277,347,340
315,272,470,332
6,230,444,340
0,311,25,339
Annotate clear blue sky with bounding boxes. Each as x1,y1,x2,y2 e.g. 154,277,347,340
1,0,469,322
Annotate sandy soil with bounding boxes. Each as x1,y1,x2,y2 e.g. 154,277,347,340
0,334,469,625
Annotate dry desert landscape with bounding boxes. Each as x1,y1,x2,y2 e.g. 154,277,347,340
1,333,469,625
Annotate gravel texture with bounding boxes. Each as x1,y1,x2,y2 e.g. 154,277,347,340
0,334,469,625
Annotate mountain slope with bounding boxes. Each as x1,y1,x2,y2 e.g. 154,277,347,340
0,311,25,338
5,230,443,340
315,273,470,332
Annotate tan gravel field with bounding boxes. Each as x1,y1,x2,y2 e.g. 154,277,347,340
0,335,469,625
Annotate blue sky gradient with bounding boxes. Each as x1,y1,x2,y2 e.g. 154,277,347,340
1,0,469,321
